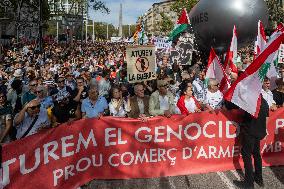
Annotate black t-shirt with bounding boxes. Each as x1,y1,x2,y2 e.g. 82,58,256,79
272,89,284,106
73,86,88,101
52,100,78,124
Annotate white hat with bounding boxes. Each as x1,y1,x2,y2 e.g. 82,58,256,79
14,69,23,77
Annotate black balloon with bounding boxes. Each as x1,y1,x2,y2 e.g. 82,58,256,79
188,0,269,52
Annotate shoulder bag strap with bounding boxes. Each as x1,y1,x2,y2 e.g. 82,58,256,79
20,115,39,139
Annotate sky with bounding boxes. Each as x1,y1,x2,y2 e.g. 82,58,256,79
89,0,160,26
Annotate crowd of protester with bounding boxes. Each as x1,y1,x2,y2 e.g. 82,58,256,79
0,40,283,144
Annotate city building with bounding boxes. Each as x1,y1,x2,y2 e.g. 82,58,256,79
143,0,177,36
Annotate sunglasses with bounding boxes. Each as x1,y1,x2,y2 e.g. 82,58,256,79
29,104,41,110
35,90,43,94
159,84,168,88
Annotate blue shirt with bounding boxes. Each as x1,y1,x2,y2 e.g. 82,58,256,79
40,96,54,109
81,97,108,118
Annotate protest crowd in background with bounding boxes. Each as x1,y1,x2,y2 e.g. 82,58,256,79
0,38,283,144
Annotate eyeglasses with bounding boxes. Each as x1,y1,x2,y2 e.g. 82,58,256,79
159,84,168,88
29,104,41,110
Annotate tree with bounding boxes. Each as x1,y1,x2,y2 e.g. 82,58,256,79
170,0,199,13
0,0,49,21
86,22,117,40
265,0,284,29
159,12,174,35
122,24,136,37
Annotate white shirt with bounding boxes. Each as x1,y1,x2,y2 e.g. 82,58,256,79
109,99,127,117
205,90,223,110
15,108,50,139
185,97,197,113
261,89,276,108
159,95,170,111
137,98,145,114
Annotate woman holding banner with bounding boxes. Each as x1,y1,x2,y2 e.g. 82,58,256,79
177,84,201,115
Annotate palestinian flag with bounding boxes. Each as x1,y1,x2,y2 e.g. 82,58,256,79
168,8,189,41
224,25,284,118
206,47,231,94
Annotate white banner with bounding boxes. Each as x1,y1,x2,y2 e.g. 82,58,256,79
153,37,172,50
126,45,156,83
111,37,122,42
278,44,284,64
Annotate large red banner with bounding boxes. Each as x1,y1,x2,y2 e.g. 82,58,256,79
1,108,284,189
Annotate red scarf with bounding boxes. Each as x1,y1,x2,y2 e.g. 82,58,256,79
177,95,201,115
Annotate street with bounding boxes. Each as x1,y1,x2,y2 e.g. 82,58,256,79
84,166,284,189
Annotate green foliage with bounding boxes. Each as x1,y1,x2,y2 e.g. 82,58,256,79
0,0,50,21
122,25,136,37
159,12,174,35
265,0,284,25
89,0,110,14
170,0,199,14
86,22,117,39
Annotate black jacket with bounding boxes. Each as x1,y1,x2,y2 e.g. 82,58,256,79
241,96,269,140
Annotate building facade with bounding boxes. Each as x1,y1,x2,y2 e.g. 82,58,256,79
143,0,177,36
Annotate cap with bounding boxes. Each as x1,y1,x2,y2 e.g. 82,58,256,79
13,69,23,77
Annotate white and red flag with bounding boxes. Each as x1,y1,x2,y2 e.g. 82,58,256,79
224,25,238,74
254,20,267,56
206,47,231,94
224,25,284,117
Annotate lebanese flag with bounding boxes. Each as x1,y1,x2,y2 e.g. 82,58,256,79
254,20,267,56
224,25,238,74
224,26,284,118
266,23,284,90
168,8,189,41
206,48,231,94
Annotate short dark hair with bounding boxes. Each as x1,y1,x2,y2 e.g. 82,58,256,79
263,77,270,82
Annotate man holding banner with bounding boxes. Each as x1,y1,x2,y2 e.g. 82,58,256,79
149,80,176,117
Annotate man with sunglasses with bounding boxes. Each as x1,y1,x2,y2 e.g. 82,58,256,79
204,78,224,111
50,76,74,99
14,99,50,139
21,79,38,106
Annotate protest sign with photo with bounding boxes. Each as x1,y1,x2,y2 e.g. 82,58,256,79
170,33,196,65
126,45,156,83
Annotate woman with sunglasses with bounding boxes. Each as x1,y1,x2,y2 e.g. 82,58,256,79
14,99,50,139
0,90,13,143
